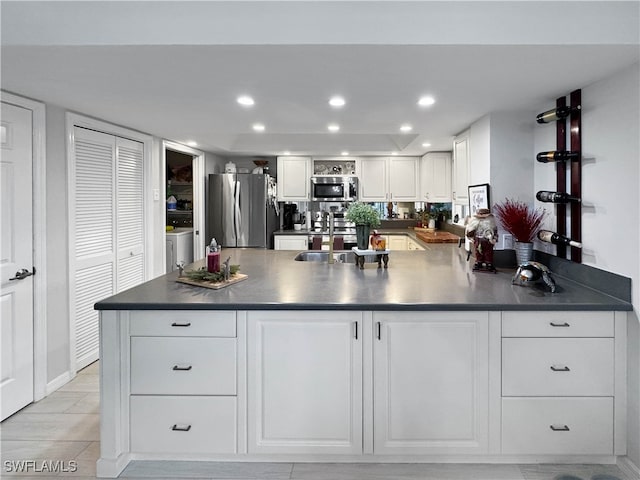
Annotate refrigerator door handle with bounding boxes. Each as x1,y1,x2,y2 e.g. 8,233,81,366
234,178,241,243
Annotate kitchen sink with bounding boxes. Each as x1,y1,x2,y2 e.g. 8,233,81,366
294,251,351,263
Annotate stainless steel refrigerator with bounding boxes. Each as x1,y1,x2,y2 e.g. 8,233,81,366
207,173,278,248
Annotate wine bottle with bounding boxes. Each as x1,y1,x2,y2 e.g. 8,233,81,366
536,150,580,163
536,105,581,124
536,191,581,204
538,230,582,248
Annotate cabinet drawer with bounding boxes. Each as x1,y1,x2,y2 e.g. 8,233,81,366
502,338,613,396
130,396,236,454
502,397,613,455
502,311,613,337
129,310,236,337
131,337,236,395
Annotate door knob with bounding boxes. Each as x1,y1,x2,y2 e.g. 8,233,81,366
9,268,35,281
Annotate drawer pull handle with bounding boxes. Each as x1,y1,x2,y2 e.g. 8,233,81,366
171,424,192,432
550,322,570,327
550,424,570,432
550,365,570,372
172,365,193,371
171,322,192,327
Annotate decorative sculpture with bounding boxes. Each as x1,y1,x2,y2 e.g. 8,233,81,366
512,261,557,293
465,208,498,273
222,256,231,282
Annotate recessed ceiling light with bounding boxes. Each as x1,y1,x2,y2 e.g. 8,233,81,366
400,124,413,133
329,96,346,107
418,96,435,107
341,151,349,156
237,95,255,106
252,123,265,132
186,141,198,147
391,152,398,156
328,124,340,132
422,142,432,148
283,151,291,155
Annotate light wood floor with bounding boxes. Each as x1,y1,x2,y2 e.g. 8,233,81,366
0,361,634,480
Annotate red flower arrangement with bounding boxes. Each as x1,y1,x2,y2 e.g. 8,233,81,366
493,198,546,243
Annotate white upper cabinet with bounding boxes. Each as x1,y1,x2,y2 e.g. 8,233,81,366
358,157,388,201
420,152,452,203
452,132,470,204
359,156,420,202
276,156,311,201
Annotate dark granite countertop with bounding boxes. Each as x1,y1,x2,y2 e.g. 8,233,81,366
95,245,631,312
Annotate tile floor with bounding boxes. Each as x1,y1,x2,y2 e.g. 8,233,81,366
1,361,635,480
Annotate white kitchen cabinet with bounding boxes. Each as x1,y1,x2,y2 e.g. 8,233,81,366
420,152,452,203
373,311,489,454
452,132,470,204
247,311,363,455
276,156,311,201
500,310,624,456
388,156,420,201
274,235,308,250
358,157,388,201
359,156,419,202
407,238,425,250
127,310,238,457
387,235,407,251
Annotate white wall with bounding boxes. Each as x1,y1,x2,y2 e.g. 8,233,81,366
44,104,70,384
489,111,535,206
532,62,640,466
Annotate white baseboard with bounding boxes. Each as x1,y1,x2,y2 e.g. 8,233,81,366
617,456,640,479
96,453,131,478
45,370,74,396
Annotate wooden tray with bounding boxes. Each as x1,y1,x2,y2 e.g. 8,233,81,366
176,273,248,290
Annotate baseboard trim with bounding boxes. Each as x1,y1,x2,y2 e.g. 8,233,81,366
97,453,131,479
45,371,74,396
617,456,640,479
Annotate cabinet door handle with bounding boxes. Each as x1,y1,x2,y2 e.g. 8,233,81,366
376,322,381,340
172,365,193,371
549,321,570,327
171,424,192,432
550,424,570,432
171,322,192,327
353,321,358,340
550,365,570,372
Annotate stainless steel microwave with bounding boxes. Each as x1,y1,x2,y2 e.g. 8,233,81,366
310,176,358,202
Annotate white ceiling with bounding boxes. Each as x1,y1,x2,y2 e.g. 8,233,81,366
2,2,639,157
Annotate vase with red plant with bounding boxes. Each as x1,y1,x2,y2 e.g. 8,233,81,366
493,198,547,265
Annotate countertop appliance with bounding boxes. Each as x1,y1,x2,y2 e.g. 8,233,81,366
207,173,278,248
310,176,358,202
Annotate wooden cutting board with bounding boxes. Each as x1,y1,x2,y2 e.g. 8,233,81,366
176,273,248,290
415,231,461,244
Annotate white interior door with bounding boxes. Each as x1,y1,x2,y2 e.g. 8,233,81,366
1,102,34,420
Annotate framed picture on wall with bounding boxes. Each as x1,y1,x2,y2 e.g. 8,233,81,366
468,183,490,217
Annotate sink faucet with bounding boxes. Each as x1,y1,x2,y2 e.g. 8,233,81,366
323,211,335,264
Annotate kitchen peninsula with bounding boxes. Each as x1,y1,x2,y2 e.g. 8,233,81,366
95,245,631,478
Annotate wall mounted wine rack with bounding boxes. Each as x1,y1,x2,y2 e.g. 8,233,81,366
537,89,582,262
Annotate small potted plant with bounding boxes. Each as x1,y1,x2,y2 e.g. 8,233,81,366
345,202,381,249
493,198,546,265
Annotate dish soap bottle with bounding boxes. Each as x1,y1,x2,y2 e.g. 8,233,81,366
207,238,221,273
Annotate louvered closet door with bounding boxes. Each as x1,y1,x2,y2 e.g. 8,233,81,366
116,138,144,292
72,127,116,369
72,128,146,369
